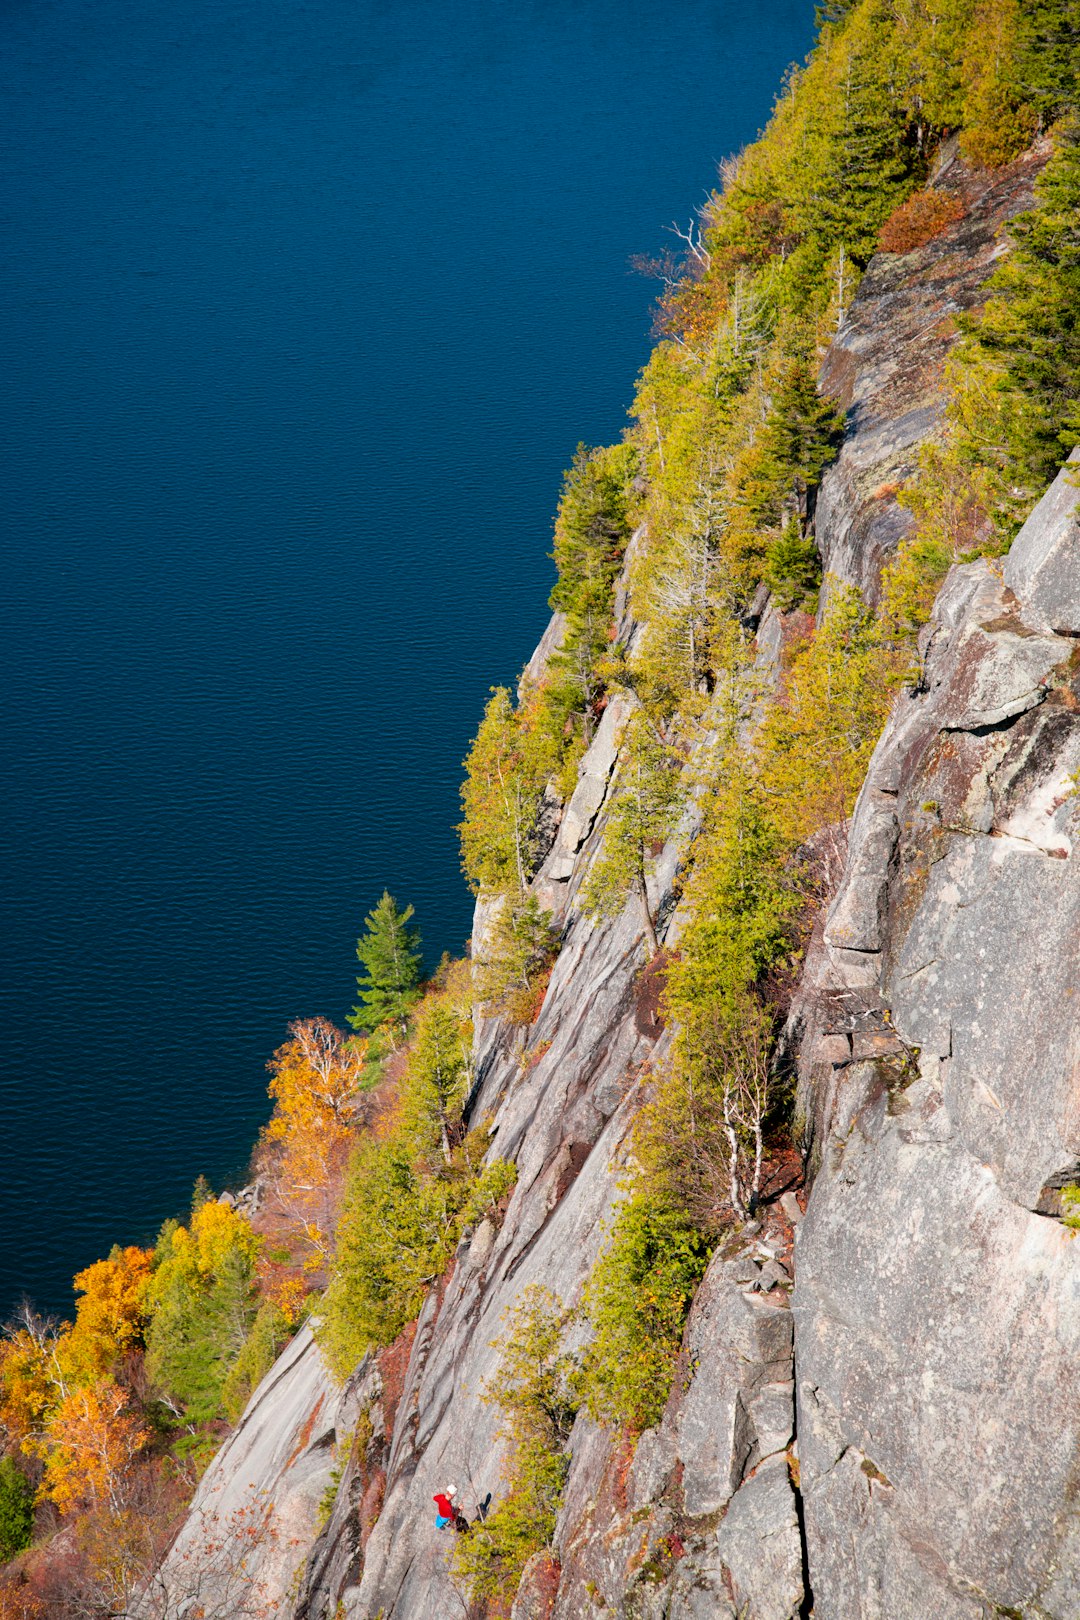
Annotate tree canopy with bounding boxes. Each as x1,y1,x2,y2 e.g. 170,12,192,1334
348,891,423,1037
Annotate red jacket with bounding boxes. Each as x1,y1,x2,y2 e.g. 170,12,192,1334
433,1493,455,1519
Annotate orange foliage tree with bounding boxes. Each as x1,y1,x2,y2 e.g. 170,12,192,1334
63,1246,153,1381
39,1381,149,1516
0,1586,46,1620
263,1017,366,1266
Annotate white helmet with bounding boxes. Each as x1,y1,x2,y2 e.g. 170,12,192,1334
447,1483,458,1497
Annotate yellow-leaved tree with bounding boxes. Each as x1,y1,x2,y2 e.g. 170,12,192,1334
62,1246,154,1382
263,1016,366,1266
39,1381,149,1515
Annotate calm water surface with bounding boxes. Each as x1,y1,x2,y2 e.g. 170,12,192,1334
1,0,815,1315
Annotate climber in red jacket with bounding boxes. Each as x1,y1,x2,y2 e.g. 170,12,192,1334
433,1486,458,1529
433,1484,492,1534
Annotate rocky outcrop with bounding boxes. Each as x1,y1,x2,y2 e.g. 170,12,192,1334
143,1325,360,1616
816,139,1048,607
551,1232,803,1620
149,145,1078,1620
346,790,676,1617
791,456,1080,1619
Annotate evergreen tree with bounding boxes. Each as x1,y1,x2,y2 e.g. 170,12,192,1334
459,688,553,895
582,713,684,957
764,516,822,611
1016,0,1080,122
0,1456,33,1562
190,1174,214,1215
975,119,1080,484
473,893,559,1023
546,442,638,738
348,891,423,1037
797,12,916,263
399,997,471,1166
815,0,857,29
144,1203,261,1426
220,1298,293,1424
761,353,846,516
958,0,1036,168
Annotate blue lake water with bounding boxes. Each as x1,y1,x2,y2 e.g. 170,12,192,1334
1,0,815,1317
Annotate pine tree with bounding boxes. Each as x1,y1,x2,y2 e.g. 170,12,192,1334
459,688,555,895
190,1174,214,1214
958,0,1036,167
814,0,857,28
546,442,638,738
348,891,423,1037
764,516,822,611
1015,0,1080,123
0,1456,33,1561
399,998,471,1165
975,119,1080,482
582,713,684,957
805,15,916,262
761,354,845,517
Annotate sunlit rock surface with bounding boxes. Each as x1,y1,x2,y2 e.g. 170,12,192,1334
793,458,1080,1619
150,149,1079,1620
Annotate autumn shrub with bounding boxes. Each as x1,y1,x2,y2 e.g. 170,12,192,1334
877,188,965,253
64,1247,153,1382
38,1382,150,1515
0,1587,45,1620
578,1196,712,1433
262,1017,367,1268
452,1288,577,1610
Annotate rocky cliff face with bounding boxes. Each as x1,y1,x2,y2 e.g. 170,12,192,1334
792,456,1080,1620
150,147,1079,1620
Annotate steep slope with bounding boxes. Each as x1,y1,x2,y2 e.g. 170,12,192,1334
792,456,1080,1619
144,134,1080,1620
815,136,1049,607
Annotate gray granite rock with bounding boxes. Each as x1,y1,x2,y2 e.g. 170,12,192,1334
538,695,632,888
1003,448,1080,635
668,1265,794,1518
715,1455,803,1620
793,477,1080,1618
665,1562,738,1620
143,1325,357,1619
816,143,1047,609
519,611,568,700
